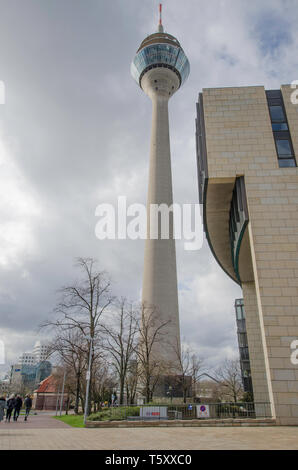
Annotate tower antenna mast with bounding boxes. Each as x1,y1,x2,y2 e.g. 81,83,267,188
158,3,164,32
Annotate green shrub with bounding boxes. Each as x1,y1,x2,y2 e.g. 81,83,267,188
88,406,140,422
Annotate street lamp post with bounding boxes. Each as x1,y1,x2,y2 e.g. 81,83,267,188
84,336,93,425
55,385,61,416
59,369,66,416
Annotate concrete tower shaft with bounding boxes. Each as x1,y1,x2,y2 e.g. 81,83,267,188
141,68,181,368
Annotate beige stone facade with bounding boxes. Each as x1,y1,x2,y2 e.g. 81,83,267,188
197,85,298,425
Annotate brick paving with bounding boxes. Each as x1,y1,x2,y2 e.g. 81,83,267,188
0,413,298,450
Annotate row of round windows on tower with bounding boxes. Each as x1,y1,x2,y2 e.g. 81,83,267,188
153,79,176,95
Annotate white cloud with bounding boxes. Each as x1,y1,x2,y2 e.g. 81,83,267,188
0,129,41,268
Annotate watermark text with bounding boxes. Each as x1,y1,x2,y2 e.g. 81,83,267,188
95,196,203,251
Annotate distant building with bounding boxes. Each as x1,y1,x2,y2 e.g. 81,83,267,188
18,352,36,365
234,299,253,397
196,380,235,403
11,340,51,393
18,341,49,366
10,364,22,388
10,360,52,393
0,379,10,396
33,341,49,363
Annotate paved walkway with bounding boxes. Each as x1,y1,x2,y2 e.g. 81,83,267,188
0,412,70,429
0,414,298,449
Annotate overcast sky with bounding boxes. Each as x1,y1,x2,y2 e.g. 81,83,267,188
0,0,298,377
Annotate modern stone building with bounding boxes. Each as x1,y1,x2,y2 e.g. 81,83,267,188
131,6,189,369
196,85,298,425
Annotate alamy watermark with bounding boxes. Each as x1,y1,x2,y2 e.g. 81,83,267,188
290,339,298,365
95,196,203,251
0,81,5,105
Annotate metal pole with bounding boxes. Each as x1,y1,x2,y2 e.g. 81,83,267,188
84,337,93,425
59,369,66,416
55,386,61,416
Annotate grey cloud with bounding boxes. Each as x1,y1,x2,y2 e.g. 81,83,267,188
0,0,296,375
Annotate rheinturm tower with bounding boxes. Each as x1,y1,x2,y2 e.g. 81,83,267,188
131,5,190,370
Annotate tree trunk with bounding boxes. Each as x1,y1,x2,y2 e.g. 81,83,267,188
65,396,70,415
80,396,85,413
74,374,80,414
120,377,125,405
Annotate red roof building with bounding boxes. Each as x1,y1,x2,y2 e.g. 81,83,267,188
33,375,68,411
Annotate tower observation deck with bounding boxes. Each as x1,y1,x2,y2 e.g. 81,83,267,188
131,30,190,89
131,5,190,374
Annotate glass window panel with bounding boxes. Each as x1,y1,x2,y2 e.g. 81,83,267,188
276,139,293,157
278,158,296,168
236,306,243,320
132,44,190,86
270,105,285,122
272,123,288,131
238,333,248,347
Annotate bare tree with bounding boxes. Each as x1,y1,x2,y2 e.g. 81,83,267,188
171,340,191,403
91,357,117,412
190,353,206,401
41,257,114,414
52,365,74,414
47,329,88,414
215,359,243,402
100,299,138,404
172,341,205,403
125,358,139,404
134,302,170,403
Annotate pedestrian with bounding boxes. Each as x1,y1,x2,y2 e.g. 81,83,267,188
24,395,32,421
13,395,23,421
6,394,16,423
0,396,7,422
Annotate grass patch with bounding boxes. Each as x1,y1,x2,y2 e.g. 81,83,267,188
54,414,85,428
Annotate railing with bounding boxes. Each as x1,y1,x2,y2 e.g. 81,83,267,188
88,402,272,422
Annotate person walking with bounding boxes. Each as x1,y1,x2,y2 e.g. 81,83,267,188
13,395,23,421
24,395,32,421
6,394,16,422
0,396,7,423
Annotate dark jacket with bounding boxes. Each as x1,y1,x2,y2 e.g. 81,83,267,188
24,397,32,409
7,398,16,410
0,398,7,421
14,397,22,410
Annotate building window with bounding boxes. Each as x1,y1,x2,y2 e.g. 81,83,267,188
272,123,288,131
276,139,293,157
266,90,296,168
236,305,244,320
269,105,285,122
278,158,296,168
238,332,248,348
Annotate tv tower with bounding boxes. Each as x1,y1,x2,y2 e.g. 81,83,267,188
131,5,190,369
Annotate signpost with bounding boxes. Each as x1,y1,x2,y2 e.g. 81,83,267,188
196,404,210,418
140,406,168,419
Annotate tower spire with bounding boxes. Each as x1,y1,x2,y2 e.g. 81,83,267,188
157,3,164,33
